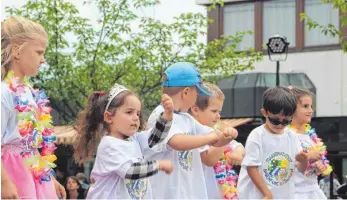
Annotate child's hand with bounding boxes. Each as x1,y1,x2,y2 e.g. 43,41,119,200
211,129,235,147
158,160,173,174
313,160,325,175
262,192,273,199
161,94,174,121
308,149,321,162
53,177,66,200
1,179,19,199
206,131,219,146
223,127,238,140
227,151,243,166
296,150,309,169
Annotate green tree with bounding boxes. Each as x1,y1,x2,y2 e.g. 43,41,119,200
6,0,262,124
300,0,347,52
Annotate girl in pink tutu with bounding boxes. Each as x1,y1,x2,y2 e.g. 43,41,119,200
1,16,65,199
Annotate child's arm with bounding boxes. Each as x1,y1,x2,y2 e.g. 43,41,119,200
1,163,19,199
211,127,238,147
227,145,245,166
295,150,309,173
200,147,225,166
148,94,173,148
200,129,240,166
247,166,273,199
168,132,218,151
124,160,173,180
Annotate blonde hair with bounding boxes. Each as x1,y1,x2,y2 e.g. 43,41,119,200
194,82,224,111
1,16,48,80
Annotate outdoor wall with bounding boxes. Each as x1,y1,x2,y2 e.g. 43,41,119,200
246,50,347,117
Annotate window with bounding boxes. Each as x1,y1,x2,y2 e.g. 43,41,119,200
263,0,296,47
224,3,255,50
304,0,340,46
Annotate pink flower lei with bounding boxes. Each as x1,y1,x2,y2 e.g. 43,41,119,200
5,71,57,183
213,146,239,199
289,124,332,176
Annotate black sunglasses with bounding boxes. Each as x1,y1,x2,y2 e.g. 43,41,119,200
267,116,292,126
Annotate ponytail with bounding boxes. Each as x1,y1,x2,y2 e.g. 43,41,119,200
73,91,108,164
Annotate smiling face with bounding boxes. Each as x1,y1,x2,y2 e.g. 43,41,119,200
293,95,313,124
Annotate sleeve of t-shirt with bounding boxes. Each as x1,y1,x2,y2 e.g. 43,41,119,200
150,121,184,152
1,102,10,137
241,130,262,167
191,116,213,153
229,140,244,150
1,84,13,137
101,146,140,179
146,105,164,130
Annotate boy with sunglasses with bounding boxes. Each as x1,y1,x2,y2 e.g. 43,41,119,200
237,86,309,199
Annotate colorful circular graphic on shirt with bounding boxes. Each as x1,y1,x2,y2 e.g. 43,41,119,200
178,150,193,171
125,178,149,199
263,152,294,186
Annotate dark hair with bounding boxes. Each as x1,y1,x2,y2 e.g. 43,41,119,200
65,176,85,199
263,86,297,117
73,89,145,164
288,86,315,105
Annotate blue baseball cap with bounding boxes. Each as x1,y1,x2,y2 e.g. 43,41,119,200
162,62,213,96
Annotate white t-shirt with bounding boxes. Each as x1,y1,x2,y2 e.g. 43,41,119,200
292,131,320,192
144,105,212,199
203,140,243,199
87,135,153,199
237,125,302,199
1,82,37,147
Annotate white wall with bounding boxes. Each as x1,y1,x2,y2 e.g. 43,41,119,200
247,50,347,117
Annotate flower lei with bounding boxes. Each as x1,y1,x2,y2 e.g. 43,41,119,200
212,122,238,200
289,124,332,176
5,71,57,183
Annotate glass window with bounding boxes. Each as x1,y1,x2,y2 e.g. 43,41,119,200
263,0,296,47
224,3,255,50
304,0,339,46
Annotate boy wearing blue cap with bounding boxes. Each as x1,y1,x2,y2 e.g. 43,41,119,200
143,62,238,199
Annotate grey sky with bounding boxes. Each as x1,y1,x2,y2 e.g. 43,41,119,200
1,0,207,43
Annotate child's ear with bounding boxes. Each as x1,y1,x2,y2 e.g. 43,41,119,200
181,87,190,98
190,105,199,116
260,108,267,118
104,111,113,124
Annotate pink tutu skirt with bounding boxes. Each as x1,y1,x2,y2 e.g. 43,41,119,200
1,145,58,199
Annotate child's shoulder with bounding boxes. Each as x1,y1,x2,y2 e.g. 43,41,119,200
1,81,15,107
250,124,266,135
246,125,266,143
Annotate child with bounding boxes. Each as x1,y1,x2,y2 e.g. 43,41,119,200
145,62,237,199
1,16,65,199
237,86,309,199
189,82,245,199
73,83,174,199
288,86,331,199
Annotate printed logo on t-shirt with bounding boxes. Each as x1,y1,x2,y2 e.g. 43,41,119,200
178,132,193,171
178,150,193,171
263,152,294,186
125,178,149,199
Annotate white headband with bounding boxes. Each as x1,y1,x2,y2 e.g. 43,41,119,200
105,83,129,111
